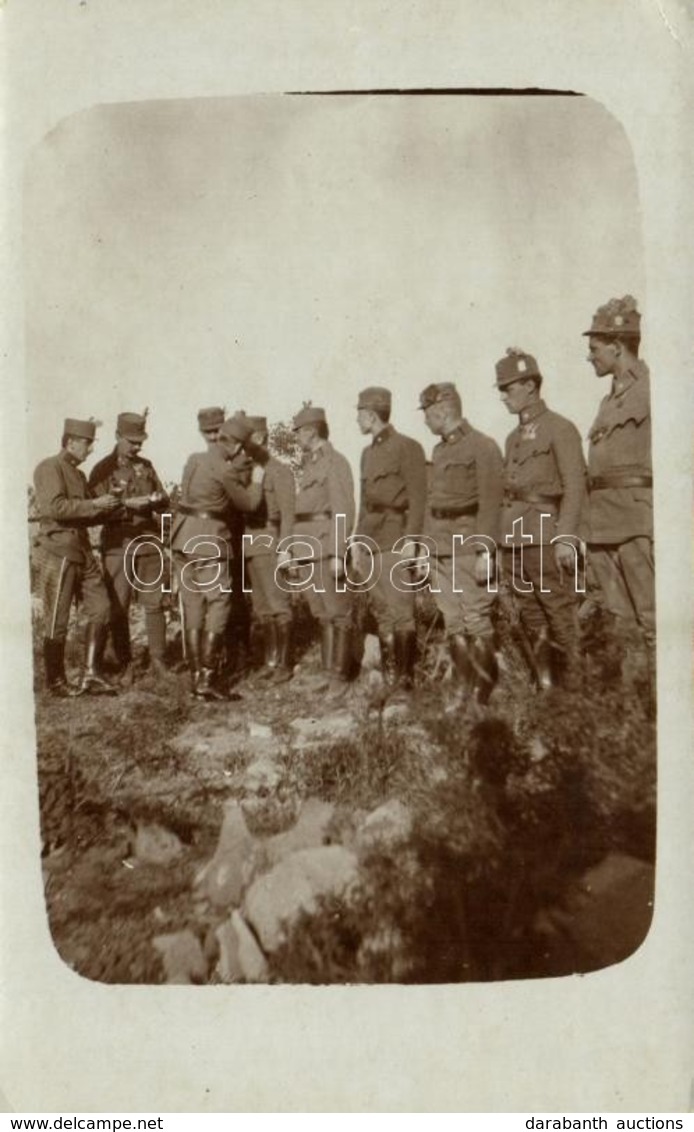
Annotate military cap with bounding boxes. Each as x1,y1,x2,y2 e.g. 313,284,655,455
63,417,100,440
244,415,268,433
197,406,225,430
495,348,542,388
357,387,392,412
116,411,148,440
218,415,253,446
583,295,641,338
418,382,458,410
292,405,327,431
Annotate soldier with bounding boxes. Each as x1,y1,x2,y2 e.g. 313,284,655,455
583,295,654,693
88,412,170,681
291,405,355,694
172,416,265,700
354,386,427,696
33,417,122,696
496,348,587,689
242,415,296,684
419,383,503,705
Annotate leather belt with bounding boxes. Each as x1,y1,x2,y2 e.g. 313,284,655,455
430,504,478,519
177,504,228,520
365,503,408,515
504,489,563,506
589,474,652,490
295,510,333,522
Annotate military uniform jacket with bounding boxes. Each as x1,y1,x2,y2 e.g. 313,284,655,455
244,457,296,559
587,361,652,544
358,426,427,551
425,420,503,557
171,447,263,555
89,448,168,557
294,441,355,560
502,400,588,547
33,450,108,564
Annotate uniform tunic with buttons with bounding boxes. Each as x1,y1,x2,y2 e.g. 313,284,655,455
172,446,263,632
33,449,112,639
358,425,427,634
587,360,654,642
425,421,503,639
244,457,296,622
292,441,355,627
501,399,587,645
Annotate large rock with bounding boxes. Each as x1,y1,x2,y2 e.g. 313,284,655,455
153,930,208,984
289,711,357,750
132,821,183,866
244,846,359,952
194,801,256,909
215,911,269,983
355,799,413,856
255,798,335,870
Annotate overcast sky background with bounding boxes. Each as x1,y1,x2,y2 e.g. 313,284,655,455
24,94,644,485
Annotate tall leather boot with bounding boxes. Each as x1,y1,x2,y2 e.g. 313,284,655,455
449,633,473,691
269,619,293,684
393,628,417,695
258,619,280,680
328,625,352,696
146,609,169,678
42,638,76,697
195,632,229,701
468,635,499,705
75,624,118,695
185,628,202,698
378,632,396,686
533,628,554,691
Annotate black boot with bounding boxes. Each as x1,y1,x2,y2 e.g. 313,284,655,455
42,639,76,697
195,632,230,701
269,620,293,684
185,628,202,698
75,624,118,695
258,619,280,680
328,625,352,696
393,628,417,693
468,636,499,705
533,629,554,690
378,632,396,686
449,633,473,691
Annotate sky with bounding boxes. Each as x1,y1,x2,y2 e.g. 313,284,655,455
24,93,645,485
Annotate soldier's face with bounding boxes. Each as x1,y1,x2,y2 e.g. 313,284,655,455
587,336,618,377
296,425,315,452
356,408,374,435
250,430,267,448
67,436,93,463
499,379,534,415
201,427,221,445
117,434,144,457
423,403,447,436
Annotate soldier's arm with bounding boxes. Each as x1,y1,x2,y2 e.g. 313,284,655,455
357,449,367,530
34,461,119,523
329,453,356,553
220,466,263,513
474,436,504,547
400,437,427,535
273,462,296,542
552,418,587,537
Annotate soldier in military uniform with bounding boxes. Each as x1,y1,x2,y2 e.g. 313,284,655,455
33,417,122,696
172,416,265,700
197,406,225,448
354,386,427,695
242,415,296,684
583,295,654,693
496,348,587,689
419,383,503,705
89,412,170,681
291,405,355,694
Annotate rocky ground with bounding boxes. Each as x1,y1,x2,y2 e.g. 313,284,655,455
34,601,657,985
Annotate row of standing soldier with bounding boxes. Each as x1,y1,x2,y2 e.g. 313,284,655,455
32,294,654,709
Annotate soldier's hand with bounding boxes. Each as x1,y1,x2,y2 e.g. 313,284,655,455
98,494,122,512
328,555,345,580
124,495,152,511
251,464,266,485
277,549,292,571
554,540,576,578
474,550,494,586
